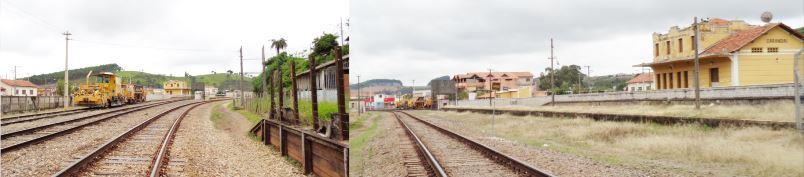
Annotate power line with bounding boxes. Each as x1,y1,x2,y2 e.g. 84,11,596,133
71,39,233,53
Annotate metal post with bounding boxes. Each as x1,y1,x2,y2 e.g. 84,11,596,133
62,31,71,110
309,55,319,130
335,47,348,140
357,75,360,116
550,38,555,106
794,48,804,132
693,17,701,110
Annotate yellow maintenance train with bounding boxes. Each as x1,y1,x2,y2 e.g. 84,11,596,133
73,71,146,108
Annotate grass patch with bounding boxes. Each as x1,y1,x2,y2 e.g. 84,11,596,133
210,104,225,129
242,97,341,126
348,113,380,176
413,110,804,177
228,102,263,124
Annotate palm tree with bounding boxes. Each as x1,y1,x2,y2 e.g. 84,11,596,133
270,38,287,56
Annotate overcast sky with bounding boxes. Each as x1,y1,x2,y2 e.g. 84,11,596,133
350,0,803,86
0,0,349,80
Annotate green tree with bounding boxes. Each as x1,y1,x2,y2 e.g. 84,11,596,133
537,65,586,94
271,38,288,55
311,33,340,65
55,79,78,96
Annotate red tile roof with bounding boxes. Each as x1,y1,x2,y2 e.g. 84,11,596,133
627,72,653,84
1,79,39,88
703,23,803,55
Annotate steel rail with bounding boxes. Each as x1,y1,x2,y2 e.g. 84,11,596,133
392,111,448,177
52,101,203,177
2,108,89,123
1,99,180,139
397,111,554,177
0,99,185,153
149,99,224,177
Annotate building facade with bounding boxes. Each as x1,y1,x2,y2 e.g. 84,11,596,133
0,79,39,96
452,71,534,98
638,18,803,89
163,80,191,95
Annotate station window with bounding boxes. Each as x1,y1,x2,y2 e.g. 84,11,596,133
666,41,671,55
678,38,683,52
751,47,763,53
767,47,779,53
690,36,696,50
654,43,659,57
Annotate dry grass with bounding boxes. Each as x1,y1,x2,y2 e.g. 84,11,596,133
455,100,795,122
413,110,804,177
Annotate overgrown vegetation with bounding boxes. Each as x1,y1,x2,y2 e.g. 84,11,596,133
412,110,804,177
348,112,379,177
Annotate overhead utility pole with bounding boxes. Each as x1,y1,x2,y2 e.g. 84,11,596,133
584,65,591,92
63,31,71,110
549,38,555,106
239,46,245,108
693,17,701,110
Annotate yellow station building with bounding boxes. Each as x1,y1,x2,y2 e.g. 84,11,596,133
164,80,191,95
637,18,803,89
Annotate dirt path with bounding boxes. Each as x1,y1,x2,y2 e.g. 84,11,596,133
166,101,303,176
349,111,407,177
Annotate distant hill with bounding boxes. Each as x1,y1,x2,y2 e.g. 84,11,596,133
23,64,122,85
351,79,403,89
427,75,450,86
21,63,251,90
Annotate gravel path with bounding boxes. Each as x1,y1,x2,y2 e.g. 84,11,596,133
1,100,196,177
406,110,657,177
166,101,303,176
350,111,407,177
397,112,521,177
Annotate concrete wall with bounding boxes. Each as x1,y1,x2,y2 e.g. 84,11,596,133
455,83,798,107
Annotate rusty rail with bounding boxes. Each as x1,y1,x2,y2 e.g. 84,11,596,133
1,99,185,153
391,112,447,177
442,107,795,129
52,100,211,177
397,111,554,177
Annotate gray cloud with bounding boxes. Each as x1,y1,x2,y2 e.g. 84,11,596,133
350,0,804,84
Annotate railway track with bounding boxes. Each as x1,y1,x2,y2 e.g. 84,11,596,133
0,99,185,153
1,108,90,125
52,100,217,176
1,99,174,126
393,111,553,177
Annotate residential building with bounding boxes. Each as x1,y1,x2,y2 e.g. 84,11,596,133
163,80,191,95
625,72,655,91
204,85,219,96
0,79,39,96
496,86,533,98
637,18,803,89
452,71,534,98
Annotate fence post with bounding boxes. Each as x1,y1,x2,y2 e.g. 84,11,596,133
269,68,275,120
334,46,348,141
309,55,319,130
291,60,300,124
302,133,313,174
278,69,284,123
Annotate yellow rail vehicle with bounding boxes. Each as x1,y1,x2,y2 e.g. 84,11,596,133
74,72,127,108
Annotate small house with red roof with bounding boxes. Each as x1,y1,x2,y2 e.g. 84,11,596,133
0,79,40,96
636,18,803,89
625,72,654,91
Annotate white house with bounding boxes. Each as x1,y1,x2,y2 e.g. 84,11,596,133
204,86,219,96
626,72,654,92
0,79,39,96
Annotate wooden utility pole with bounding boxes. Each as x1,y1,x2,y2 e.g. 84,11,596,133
549,38,555,106
584,65,591,92
63,31,71,110
794,48,804,132
278,69,284,122
239,46,245,109
260,45,266,113
693,17,701,110
309,55,319,130
357,75,361,116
